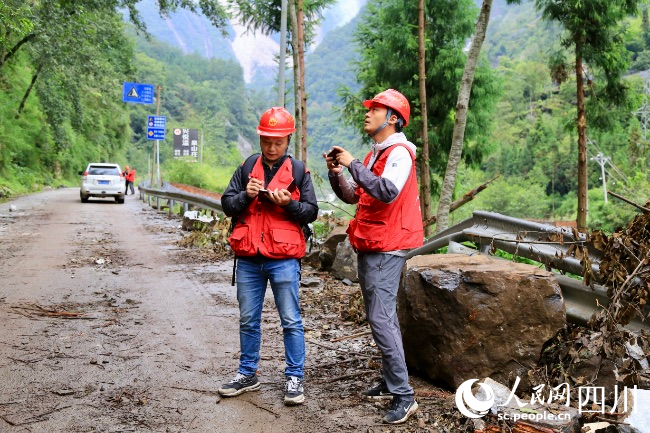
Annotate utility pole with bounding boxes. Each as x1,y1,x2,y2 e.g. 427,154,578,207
278,0,288,106
150,85,163,187
591,152,610,204
633,79,650,140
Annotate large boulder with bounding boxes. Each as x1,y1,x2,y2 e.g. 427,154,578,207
331,237,358,282
398,254,566,390
318,226,348,271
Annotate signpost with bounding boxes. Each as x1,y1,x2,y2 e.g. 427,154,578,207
173,128,199,159
122,82,154,104
147,116,166,141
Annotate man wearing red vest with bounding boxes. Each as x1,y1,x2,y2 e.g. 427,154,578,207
325,89,423,424
219,107,318,406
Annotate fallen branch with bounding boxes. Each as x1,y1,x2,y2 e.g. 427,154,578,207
313,369,375,383
7,356,40,364
329,330,372,342
596,416,630,426
10,303,95,319
2,404,73,426
316,200,354,217
608,191,650,214
307,339,381,360
305,357,356,370
244,399,279,418
166,386,219,395
423,175,499,228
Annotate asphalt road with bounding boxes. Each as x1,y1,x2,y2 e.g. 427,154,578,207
0,188,325,432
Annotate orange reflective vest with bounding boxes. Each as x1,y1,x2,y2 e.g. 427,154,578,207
228,157,306,258
347,144,424,253
126,169,136,182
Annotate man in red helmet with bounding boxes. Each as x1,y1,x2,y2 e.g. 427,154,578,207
219,107,318,406
324,89,423,424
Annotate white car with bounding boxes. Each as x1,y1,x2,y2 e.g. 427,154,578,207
79,163,125,203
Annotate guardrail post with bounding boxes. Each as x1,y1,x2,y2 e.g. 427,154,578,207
169,199,174,216
147,194,151,207
156,197,160,211
183,202,188,214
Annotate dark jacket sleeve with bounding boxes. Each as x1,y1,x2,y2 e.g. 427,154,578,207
283,171,318,225
348,159,399,204
221,165,253,217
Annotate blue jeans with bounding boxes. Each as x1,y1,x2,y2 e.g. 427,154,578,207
236,257,305,378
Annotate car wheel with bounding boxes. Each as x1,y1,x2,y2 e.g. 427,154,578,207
80,194,89,203
116,197,125,204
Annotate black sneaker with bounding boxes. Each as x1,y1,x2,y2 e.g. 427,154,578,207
361,379,392,400
382,396,418,424
218,373,261,397
284,376,305,406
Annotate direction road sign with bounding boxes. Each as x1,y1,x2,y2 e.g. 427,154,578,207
147,115,166,140
123,82,154,104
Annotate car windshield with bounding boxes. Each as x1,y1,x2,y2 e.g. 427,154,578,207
88,167,120,176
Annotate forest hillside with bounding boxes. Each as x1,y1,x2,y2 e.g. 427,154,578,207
1,0,649,233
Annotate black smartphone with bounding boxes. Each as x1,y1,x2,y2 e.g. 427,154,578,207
327,148,341,166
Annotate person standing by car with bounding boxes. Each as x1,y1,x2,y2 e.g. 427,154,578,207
126,167,136,195
324,89,423,424
219,107,318,406
123,166,131,195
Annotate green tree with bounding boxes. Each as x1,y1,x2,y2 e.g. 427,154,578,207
436,0,522,232
534,0,640,232
343,0,500,196
228,0,336,163
1,1,229,71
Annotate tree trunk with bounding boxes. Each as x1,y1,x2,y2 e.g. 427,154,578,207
417,0,432,236
1,33,36,69
435,0,493,233
297,0,307,164
16,64,42,118
422,175,499,228
289,0,302,158
576,48,588,232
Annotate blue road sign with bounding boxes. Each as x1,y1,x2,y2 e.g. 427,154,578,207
123,82,154,104
147,115,166,140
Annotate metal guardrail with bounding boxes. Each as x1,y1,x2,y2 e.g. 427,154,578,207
407,211,648,331
137,180,222,215
407,211,602,280
133,187,647,331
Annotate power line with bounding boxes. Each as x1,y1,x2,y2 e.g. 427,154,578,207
633,79,650,140
590,152,610,203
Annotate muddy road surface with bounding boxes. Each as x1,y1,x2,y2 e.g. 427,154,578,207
0,188,454,433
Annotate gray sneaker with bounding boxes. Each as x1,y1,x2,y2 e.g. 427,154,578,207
284,376,305,406
382,396,418,424
218,373,261,397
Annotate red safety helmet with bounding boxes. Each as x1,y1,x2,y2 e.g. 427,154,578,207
256,107,296,137
362,89,410,127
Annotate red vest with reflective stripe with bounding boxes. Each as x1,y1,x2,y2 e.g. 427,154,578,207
347,144,424,252
228,156,305,258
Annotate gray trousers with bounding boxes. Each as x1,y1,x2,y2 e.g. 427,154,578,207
358,252,414,396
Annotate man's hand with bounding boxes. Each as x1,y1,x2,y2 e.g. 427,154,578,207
246,177,265,199
324,146,354,172
266,188,291,206
331,146,354,168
